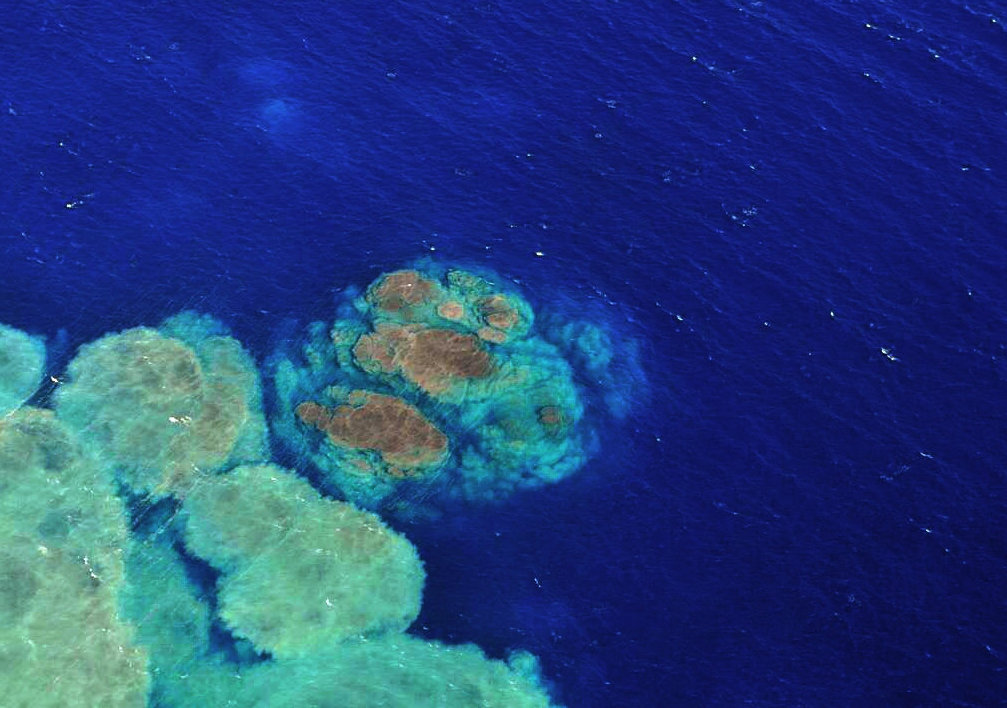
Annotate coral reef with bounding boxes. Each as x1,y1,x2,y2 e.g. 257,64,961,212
0,323,45,415
0,408,149,707
121,466,556,707
296,389,449,475
353,323,494,397
53,313,268,497
367,268,440,314
540,316,648,420
271,264,595,512
0,285,592,705
181,463,425,658
120,537,212,676
155,635,555,708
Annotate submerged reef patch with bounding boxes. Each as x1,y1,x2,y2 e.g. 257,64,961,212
52,312,269,498
0,322,46,415
297,390,449,475
0,285,590,705
122,465,556,707
156,635,555,708
181,463,425,658
353,323,494,397
271,263,600,513
0,408,149,707
540,315,649,421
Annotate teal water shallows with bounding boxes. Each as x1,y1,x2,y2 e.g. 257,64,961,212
0,407,149,707
0,323,46,416
52,312,270,498
271,264,604,515
122,466,558,707
154,636,555,708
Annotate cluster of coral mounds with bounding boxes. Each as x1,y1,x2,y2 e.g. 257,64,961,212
272,263,594,512
180,463,425,659
0,407,149,707
353,322,494,397
0,307,562,707
52,312,269,498
363,268,533,344
120,466,557,707
0,322,46,415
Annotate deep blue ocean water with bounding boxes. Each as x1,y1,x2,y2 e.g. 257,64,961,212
3,0,1006,705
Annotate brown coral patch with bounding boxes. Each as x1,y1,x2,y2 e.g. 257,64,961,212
368,270,437,313
476,327,508,344
436,300,465,322
406,328,493,393
478,295,520,331
354,324,493,396
296,393,448,472
537,405,568,437
351,325,401,374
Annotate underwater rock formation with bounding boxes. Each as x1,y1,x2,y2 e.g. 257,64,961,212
362,268,534,342
0,323,45,415
367,268,440,314
0,292,592,705
271,263,596,513
52,312,269,498
540,316,647,420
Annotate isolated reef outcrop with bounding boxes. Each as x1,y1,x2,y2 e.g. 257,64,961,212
52,312,269,498
0,322,46,415
353,322,494,397
272,264,599,512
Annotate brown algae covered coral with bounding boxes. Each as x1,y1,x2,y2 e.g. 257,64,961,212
271,263,596,514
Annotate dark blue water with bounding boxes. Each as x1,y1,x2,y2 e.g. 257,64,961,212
3,0,1007,705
